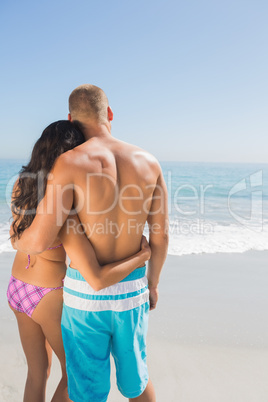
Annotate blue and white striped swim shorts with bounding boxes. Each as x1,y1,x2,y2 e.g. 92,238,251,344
61,265,150,402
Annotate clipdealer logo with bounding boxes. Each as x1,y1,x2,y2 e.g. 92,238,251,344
228,170,263,232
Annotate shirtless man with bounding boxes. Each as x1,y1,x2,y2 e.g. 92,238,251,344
15,84,169,402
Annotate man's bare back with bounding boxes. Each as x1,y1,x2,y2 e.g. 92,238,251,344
66,136,160,265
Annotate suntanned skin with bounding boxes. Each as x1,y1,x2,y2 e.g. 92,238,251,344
15,96,169,402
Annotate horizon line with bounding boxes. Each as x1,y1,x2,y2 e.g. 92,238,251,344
0,157,267,166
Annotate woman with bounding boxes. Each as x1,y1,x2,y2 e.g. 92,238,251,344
8,121,150,402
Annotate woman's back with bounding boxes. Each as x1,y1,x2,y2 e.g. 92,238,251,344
11,239,66,287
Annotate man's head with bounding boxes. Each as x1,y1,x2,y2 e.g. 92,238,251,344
68,84,113,126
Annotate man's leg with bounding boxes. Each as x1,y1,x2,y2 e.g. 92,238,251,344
62,267,114,401
112,299,152,400
61,304,112,402
129,379,156,402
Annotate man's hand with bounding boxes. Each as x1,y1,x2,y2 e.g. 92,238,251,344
149,287,159,311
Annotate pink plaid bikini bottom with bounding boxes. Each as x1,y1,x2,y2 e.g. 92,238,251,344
7,275,63,318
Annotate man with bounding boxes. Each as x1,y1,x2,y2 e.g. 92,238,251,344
15,84,169,401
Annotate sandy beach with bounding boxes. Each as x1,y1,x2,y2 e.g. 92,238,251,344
1,251,268,402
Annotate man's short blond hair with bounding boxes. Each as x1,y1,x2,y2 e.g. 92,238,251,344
69,84,109,123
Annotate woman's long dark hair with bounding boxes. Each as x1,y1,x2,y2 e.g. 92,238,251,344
11,120,85,239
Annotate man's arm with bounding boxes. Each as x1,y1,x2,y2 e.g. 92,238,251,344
147,168,169,310
14,154,74,254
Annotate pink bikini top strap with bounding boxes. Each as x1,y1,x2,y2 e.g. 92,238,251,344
25,243,63,269
47,243,63,251
25,254,31,270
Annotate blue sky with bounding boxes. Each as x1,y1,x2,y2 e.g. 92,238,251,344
0,0,267,163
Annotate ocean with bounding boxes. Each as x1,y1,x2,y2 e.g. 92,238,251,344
0,159,267,256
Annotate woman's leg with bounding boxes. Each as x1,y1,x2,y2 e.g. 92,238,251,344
12,308,52,402
32,289,71,402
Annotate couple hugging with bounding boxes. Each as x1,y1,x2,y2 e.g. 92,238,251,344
7,84,169,402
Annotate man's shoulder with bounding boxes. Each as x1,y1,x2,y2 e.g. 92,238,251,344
114,139,160,169
133,148,160,167
57,144,102,173
129,145,161,176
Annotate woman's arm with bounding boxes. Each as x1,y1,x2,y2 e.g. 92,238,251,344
59,215,151,291
9,180,21,249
